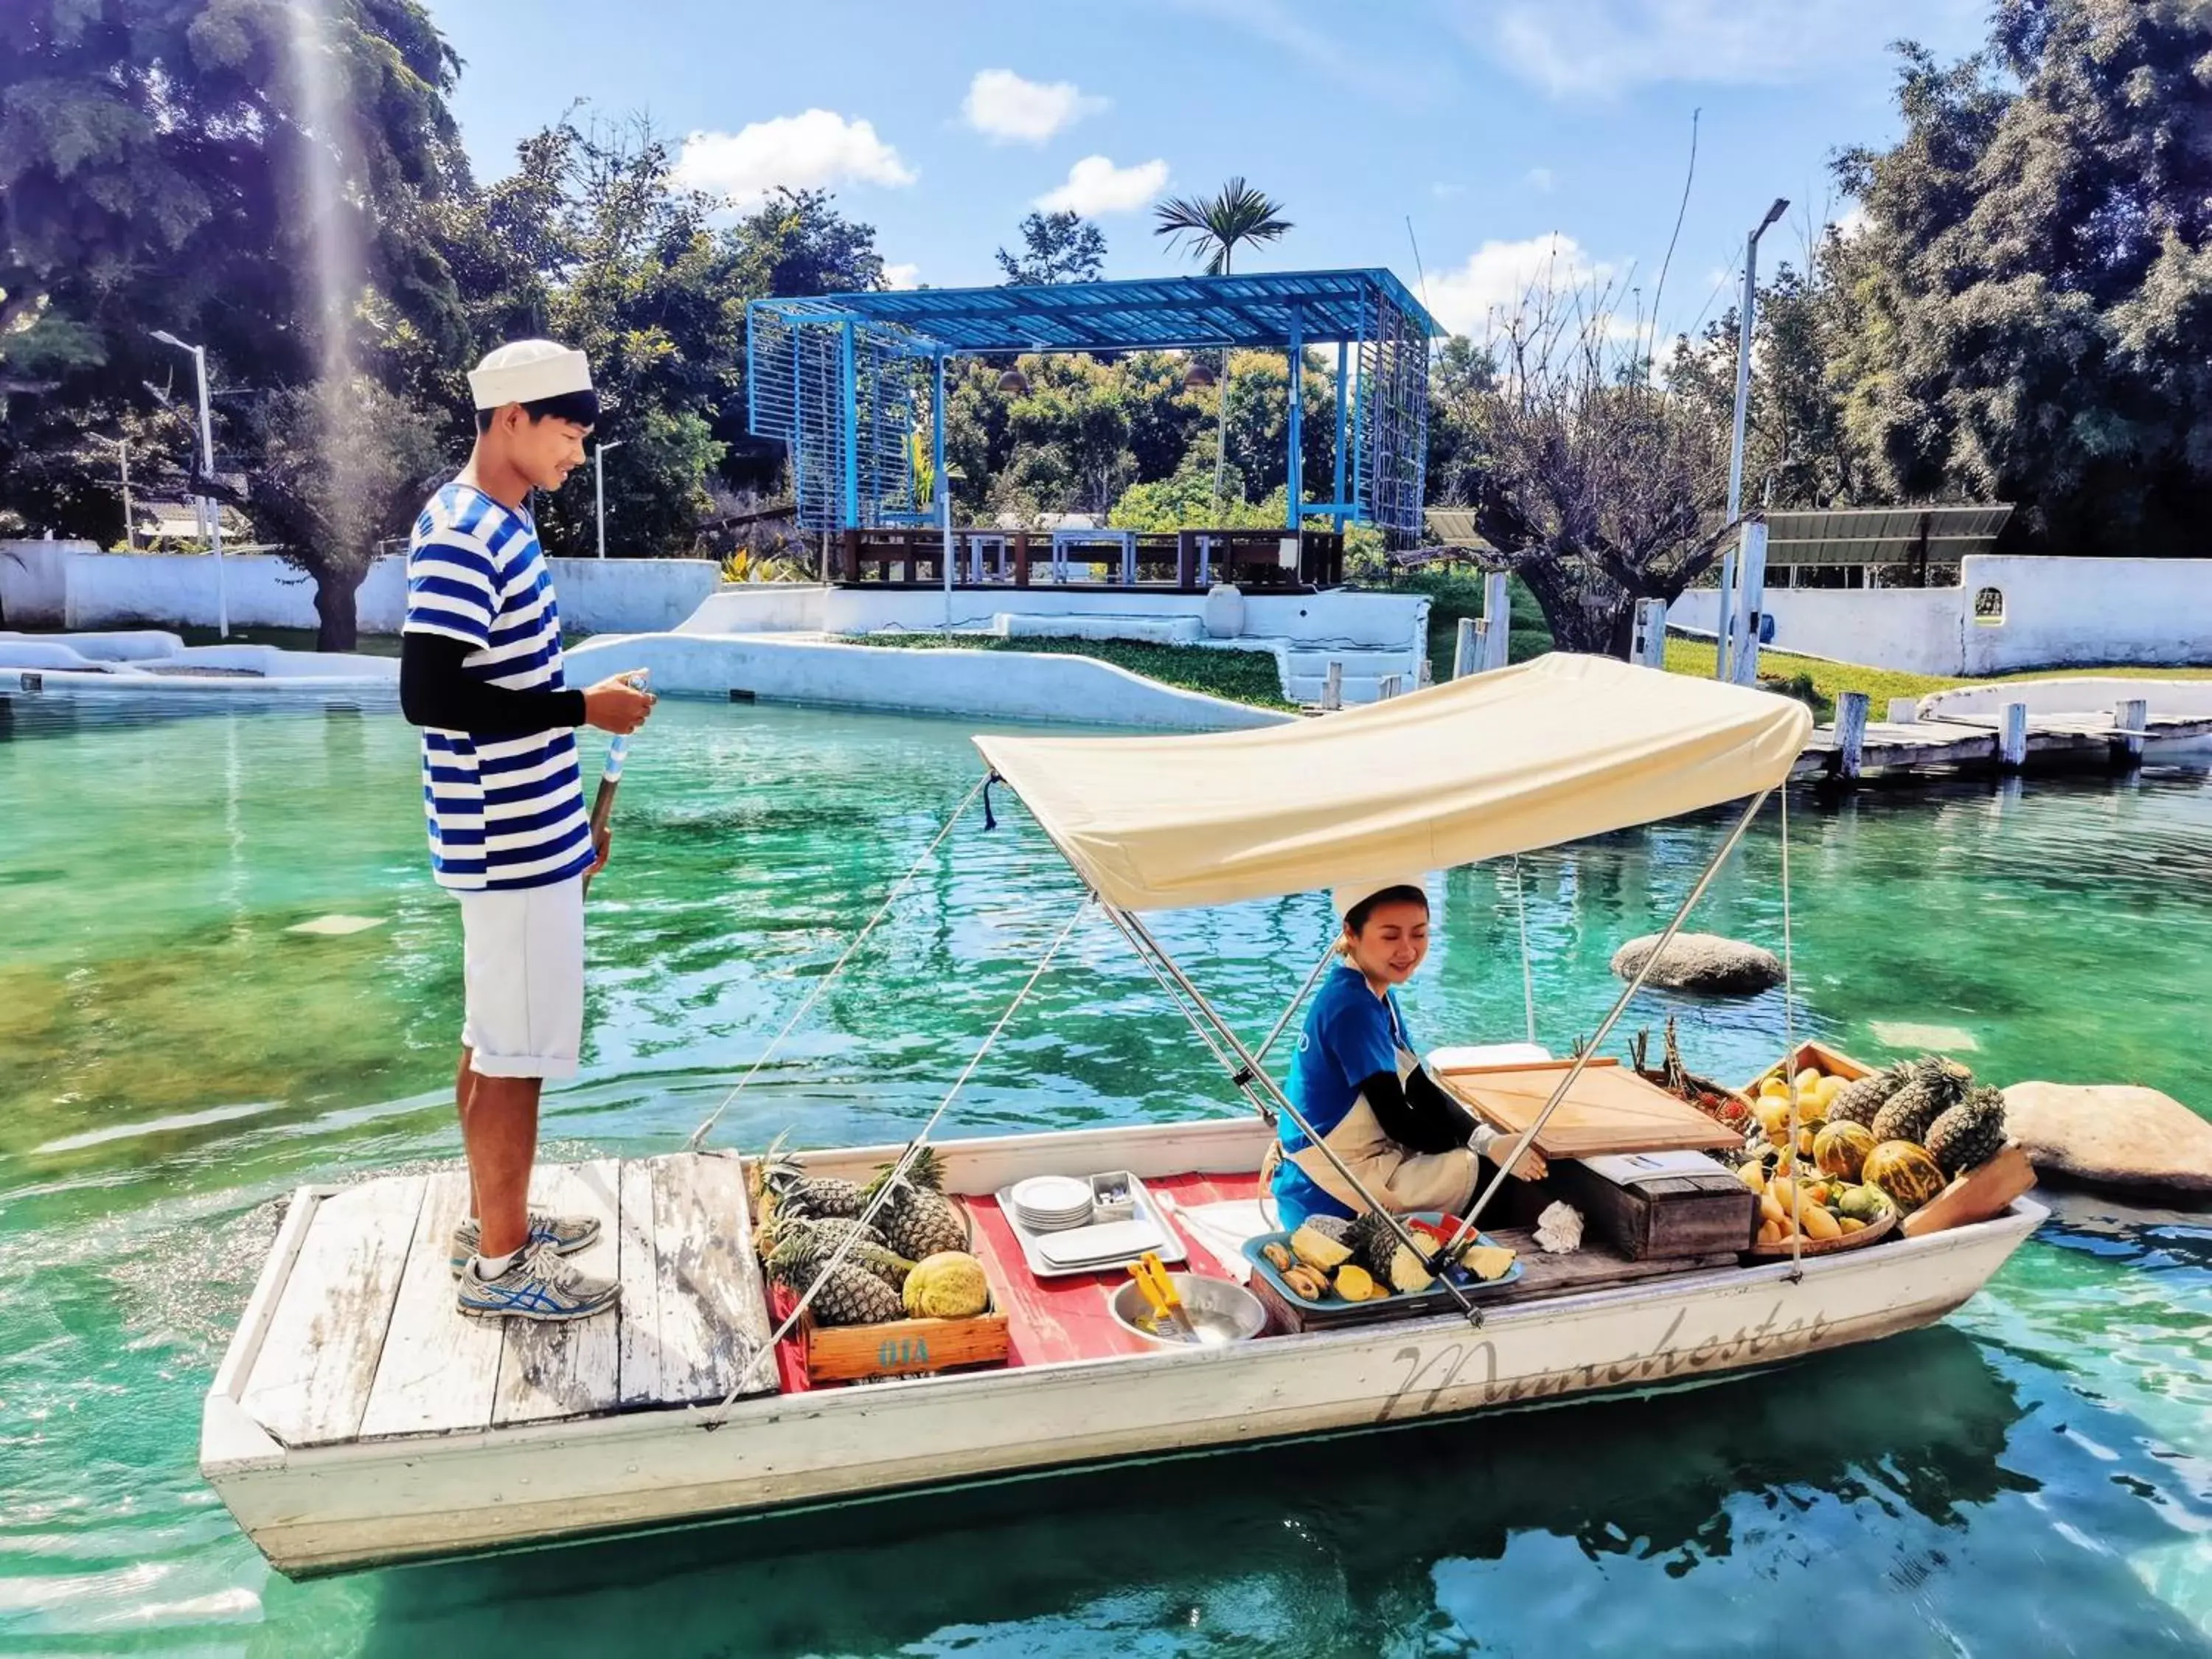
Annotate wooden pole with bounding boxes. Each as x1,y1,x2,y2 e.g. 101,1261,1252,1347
1378,673,1403,700
1886,696,1919,725
1997,700,2028,771
1729,521,1768,686
1323,661,1343,711
2113,697,2147,765
1835,691,1870,782
1453,616,1477,679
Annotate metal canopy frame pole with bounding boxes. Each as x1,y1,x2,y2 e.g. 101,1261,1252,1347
839,321,859,532
1285,311,1304,531
1097,899,1479,1318
1435,788,1775,1262
1332,341,1350,532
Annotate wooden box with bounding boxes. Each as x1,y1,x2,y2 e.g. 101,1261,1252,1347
1902,1143,2037,1238
1548,1150,1759,1260
1745,1040,1875,1093
768,1281,1009,1386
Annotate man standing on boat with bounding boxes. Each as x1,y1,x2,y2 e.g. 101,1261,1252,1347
399,339,655,1322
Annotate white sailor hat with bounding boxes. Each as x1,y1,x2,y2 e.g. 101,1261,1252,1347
467,339,593,411
1330,874,1431,922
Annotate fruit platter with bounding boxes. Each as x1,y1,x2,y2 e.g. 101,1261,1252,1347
1242,1211,1521,1326
1731,1043,2022,1254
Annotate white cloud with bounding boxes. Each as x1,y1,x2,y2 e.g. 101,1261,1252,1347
1036,155,1169,216
1525,167,1555,192
1457,0,1986,97
1831,203,1870,240
961,69,1108,144
883,262,922,290
673,111,915,208
1425,233,1615,337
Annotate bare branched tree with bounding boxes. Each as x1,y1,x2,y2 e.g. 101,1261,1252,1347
1465,264,1734,655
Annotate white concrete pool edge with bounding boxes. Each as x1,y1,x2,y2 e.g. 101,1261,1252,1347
566,632,1293,730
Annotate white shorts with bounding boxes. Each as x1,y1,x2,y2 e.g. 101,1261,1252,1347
456,877,585,1079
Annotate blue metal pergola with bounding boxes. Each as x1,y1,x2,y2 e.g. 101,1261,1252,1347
746,268,1440,546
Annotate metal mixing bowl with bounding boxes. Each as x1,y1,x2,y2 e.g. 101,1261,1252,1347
1107,1273,1270,1348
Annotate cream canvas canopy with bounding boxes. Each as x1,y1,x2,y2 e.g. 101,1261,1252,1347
975,653,1813,914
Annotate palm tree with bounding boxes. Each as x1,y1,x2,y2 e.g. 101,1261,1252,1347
1153,178,1293,512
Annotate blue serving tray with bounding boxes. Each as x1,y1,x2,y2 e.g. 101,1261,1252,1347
1241,1211,1523,1325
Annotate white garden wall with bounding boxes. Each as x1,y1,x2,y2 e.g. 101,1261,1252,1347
677,583,1429,655
0,546,719,637
1670,555,2212,675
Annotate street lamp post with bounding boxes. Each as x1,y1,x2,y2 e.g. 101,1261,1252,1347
150,330,227,636
1716,197,1789,681
594,439,625,560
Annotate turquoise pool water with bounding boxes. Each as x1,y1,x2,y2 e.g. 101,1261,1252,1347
1,691,2208,1656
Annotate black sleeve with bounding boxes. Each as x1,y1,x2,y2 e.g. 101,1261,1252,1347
1356,1065,1482,1155
400,632,588,736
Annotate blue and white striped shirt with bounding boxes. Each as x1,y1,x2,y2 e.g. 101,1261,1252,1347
402,482,592,892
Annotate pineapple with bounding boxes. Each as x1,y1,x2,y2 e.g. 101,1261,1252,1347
1827,1062,1913,1129
761,1146,867,1220
1924,1086,2008,1175
1302,1214,1352,1245
1871,1057,1974,1145
1343,1210,1436,1294
866,1147,970,1262
767,1231,911,1321
771,1216,905,1284
803,1261,905,1326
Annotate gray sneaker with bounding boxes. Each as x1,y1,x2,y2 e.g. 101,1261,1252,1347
450,1211,602,1276
456,1242,621,1322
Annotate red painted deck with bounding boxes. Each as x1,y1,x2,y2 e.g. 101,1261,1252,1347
771,1170,1266,1391
967,1171,1265,1367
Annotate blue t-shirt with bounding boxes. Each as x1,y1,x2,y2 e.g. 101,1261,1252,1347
401,481,591,892
1273,964,1413,1228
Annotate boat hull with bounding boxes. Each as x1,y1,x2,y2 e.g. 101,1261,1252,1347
204,1179,2041,1576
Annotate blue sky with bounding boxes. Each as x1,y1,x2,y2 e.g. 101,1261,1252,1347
431,0,1989,344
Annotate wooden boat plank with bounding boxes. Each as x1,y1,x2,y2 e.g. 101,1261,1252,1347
491,1159,622,1427
614,1158,663,1408
1479,1227,1742,1302
358,1168,503,1439
645,1151,773,1405
1439,1062,1742,1158
240,1175,428,1448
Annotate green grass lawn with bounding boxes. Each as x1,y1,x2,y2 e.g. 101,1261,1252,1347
838,632,1298,712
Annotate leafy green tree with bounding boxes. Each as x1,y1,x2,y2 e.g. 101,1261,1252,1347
204,376,448,648
1829,1,2212,552
0,0,473,643
1215,347,1336,501
1663,256,1871,510
995,210,1106,285
1152,178,1293,510
1426,335,1498,507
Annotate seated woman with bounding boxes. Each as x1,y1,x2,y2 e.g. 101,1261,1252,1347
1269,877,1546,1231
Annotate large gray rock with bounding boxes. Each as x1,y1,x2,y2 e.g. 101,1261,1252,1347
2001,1082,2212,1200
1610,932,1784,995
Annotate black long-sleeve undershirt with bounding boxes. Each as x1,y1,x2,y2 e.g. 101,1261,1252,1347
1356,1065,1481,1155
399,632,586,737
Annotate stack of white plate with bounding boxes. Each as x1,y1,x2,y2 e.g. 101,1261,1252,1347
1009,1175,1096,1234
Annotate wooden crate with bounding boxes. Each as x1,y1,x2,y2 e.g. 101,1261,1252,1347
1548,1154,1759,1260
769,1281,1010,1385
1902,1143,2037,1238
1744,1039,1877,1095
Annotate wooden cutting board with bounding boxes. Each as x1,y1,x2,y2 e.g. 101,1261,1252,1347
1437,1058,1743,1158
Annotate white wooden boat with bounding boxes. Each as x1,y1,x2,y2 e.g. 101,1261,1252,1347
201,656,2045,1574
203,1116,2042,1576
